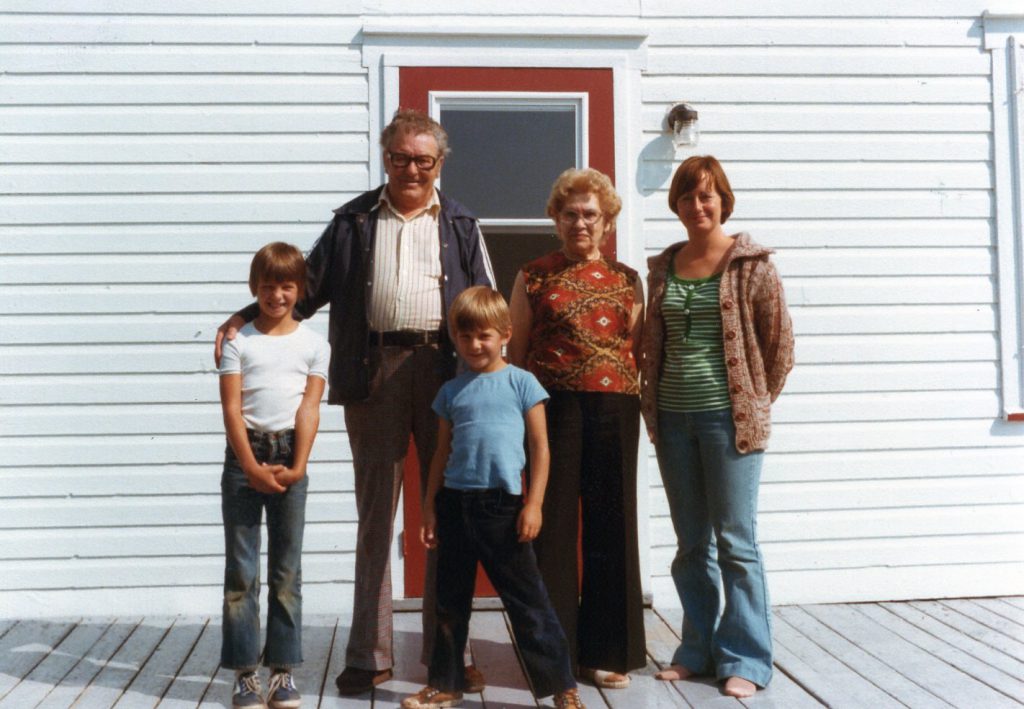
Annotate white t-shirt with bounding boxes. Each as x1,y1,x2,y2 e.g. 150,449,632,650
219,322,330,433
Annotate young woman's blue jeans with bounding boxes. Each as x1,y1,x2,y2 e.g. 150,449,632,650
220,429,307,671
655,409,773,687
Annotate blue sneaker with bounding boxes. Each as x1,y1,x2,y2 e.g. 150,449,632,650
232,672,266,708
267,671,301,709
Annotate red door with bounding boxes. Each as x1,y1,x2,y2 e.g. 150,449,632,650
400,66,616,598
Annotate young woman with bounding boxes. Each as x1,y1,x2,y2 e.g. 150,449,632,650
640,156,794,698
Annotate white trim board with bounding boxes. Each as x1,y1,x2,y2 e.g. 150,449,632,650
984,13,1024,420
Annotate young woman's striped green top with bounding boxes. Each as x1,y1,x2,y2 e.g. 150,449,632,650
657,272,732,413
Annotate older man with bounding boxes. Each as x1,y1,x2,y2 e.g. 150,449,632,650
216,110,494,695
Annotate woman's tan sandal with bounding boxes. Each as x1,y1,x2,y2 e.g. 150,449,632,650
578,666,630,689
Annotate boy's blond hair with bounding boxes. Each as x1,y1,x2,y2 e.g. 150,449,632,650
249,242,306,298
448,286,512,339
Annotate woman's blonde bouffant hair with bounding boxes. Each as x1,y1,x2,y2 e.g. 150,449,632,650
546,167,622,231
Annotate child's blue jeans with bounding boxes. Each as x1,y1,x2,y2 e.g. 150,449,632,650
220,428,306,671
429,487,576,698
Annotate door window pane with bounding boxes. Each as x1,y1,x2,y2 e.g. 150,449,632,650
440,107,577,219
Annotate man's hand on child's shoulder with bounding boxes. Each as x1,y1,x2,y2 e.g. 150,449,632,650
214,314,246,367
517,502,542,543
245,463,287,494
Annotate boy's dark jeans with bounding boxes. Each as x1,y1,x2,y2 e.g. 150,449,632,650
429,487,576,698
221,428,306,670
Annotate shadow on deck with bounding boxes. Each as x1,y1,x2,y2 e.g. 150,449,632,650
0,597,1021,708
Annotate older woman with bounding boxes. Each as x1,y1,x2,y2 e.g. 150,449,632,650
641,156,794,698
508,168,646,688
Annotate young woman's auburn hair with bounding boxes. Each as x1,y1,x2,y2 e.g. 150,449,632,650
667,155,736,224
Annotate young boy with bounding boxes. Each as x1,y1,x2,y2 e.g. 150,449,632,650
403,286,584,709
218,242,331,709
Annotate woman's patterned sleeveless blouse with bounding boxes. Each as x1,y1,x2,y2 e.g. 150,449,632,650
522,251,640,395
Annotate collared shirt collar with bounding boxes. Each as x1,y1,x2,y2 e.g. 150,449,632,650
379,186,441,220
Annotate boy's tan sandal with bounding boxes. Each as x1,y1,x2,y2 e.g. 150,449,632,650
554,688,587,708
401,686,463,709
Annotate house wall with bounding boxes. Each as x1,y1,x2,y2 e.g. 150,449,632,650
1,1,1022,617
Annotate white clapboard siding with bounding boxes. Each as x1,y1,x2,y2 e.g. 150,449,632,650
647,20,983,47
646,47,991,76
0,523,357,560
641,133,991,161
0,494,357,530
2,2,1022,618
0,136,370,166
4,432,351,468
0,463,352,497
0,165,370,195
642,105,993,133
1,105,369,135
645,220,994,248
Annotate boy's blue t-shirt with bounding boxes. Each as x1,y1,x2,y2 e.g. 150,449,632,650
431,365,549,494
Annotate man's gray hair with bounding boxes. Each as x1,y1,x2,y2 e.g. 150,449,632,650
379,108,451,157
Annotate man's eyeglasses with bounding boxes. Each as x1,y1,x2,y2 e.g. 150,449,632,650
386,151,440,169
558,209,603,226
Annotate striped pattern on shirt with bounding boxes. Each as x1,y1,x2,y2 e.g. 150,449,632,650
367,189,444,332
657,272,732,413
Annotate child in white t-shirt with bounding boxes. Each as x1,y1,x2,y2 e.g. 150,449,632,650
218,242,330,709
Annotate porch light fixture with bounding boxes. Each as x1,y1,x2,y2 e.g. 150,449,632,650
667,103,699,148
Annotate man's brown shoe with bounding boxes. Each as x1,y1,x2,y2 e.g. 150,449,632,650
463,664,485,693
335,666,392,695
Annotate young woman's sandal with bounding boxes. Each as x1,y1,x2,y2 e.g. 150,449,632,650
654,664,694,681
578,666,630,689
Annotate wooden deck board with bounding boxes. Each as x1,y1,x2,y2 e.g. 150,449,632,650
645,608,728,706
910,600,1024,663
468,610,536,708
974,598,1024,628
318,615,367,709
772,613,903,709
115,617,207,707
73,617,175,709
156,619,220,708
371,609,429,709
856,603,1024,704
940,599,1024,645
0,601,1019,707
740,661,824,709
286,615,336,708
35,618,143,709
881,601,1024,687
805,603,1017,709
0,618,112,708
0,618,78,701
1002,597,1024,611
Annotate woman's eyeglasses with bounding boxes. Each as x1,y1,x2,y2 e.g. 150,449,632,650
558,209,603,226
386,152,439,169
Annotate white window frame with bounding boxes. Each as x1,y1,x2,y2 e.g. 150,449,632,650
984,10,1024,421
430,91,589,228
